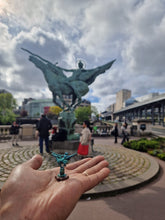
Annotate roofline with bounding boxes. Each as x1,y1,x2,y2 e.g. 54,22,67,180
114,93,165,114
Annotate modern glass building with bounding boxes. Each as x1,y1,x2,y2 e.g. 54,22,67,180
24,99,54,117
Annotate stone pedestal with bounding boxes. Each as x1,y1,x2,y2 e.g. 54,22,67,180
132,119,152,136
51,140,79,154
20,124,36,140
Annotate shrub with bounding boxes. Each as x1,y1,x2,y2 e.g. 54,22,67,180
157,153,165,161
124,137,165,161
124,138,160,152
146,140,160,149
148,149,163,156
136,140,147,152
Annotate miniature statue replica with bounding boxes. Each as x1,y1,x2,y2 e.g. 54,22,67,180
51,152,77,181
22,48,115,140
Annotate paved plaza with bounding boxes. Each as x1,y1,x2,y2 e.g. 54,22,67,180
0,137,159,193
0,136,164,219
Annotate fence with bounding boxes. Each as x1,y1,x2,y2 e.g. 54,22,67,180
0,124,37,141
0,125,11,141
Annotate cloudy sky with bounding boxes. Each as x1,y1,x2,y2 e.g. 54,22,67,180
0,0,165,112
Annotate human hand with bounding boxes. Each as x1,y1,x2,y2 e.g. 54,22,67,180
0,155,110,220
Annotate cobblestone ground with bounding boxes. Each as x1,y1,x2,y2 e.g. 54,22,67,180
0,142,154,191
96,144,150,184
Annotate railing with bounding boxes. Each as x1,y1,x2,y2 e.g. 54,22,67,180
0,124,37,142
0,125,11,141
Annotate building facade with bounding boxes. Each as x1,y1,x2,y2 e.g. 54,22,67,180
24,99,55,117
113,93,165,126
23,97,91,117
115,89,131,111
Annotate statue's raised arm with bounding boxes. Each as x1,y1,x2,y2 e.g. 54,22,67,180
21,48,67,79
76,59,116,85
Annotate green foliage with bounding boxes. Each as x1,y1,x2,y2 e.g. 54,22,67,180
157,153,165,161
0,108,16,125
148,149,163,156
124,139,147,152
49,106,62,115
124,138,160,152
0,93,17,124
0,93,17,110
47,106,62,119
124,137,165,161
75,106,91,124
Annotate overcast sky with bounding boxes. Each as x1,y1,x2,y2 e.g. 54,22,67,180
0,0,165,112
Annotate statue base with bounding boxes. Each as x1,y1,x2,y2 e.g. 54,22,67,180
67,133,80,141
55,174,69,181
51,140,79,154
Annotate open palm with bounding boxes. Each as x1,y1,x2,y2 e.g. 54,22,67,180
0,155,110,220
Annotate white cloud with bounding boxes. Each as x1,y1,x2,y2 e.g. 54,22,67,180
0,0,165,112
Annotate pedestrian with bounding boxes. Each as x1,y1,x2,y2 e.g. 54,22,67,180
77,120,91,158
114,122,119,143
10,121,20,146
37,114,52,155
121,122,129,145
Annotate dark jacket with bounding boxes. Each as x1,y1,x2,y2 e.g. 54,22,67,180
114,125,118,137
10,125,20,135
37,117,52,138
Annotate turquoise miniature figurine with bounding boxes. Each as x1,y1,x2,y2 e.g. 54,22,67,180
51,152,77,181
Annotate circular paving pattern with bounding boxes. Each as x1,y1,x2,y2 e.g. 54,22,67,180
0,143,159,196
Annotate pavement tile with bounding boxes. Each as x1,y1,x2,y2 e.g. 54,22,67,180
0,138,160,196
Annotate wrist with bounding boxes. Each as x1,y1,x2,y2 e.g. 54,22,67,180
0,200,18,220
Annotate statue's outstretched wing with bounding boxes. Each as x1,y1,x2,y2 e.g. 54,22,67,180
47,64,67,79
78,59,116,85
66,153,77,159
21,48,67,79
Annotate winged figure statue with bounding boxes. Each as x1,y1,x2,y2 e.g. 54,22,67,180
22,48,115,111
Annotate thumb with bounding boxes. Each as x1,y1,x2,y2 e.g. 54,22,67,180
26,154,43,170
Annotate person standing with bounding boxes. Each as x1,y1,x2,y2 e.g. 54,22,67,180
10,121,20,146
121,122,129,145
77,120,91,158
114,122,119,143
37,114,52,155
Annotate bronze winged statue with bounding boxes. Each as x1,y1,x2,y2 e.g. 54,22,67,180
22,48,115,111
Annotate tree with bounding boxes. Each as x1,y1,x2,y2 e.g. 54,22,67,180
0,93,17,110
0,93,17,124
75,106,91,124
0,108,16,125
47,106,62,119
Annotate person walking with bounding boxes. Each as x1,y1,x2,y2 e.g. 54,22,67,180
121,122,129,145
37,114,52,155
10,121,20,146
77,120,91,158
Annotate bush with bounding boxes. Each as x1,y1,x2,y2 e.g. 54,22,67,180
123,137,165,161
148,149,163,156
146,140,160,149
136,140,147,152
124,138,160,152
157,153,165,161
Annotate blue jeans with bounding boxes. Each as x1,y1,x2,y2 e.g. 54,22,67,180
39,137,50,154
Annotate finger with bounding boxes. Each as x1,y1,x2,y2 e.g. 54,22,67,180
66,158,91,170
83,167,110,192
74,156,106,173
25,154,43,170
83,160,109,176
